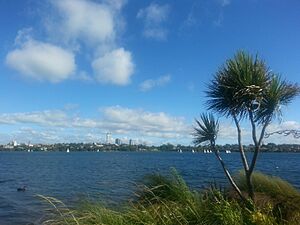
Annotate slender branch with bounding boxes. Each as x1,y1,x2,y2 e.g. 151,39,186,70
248,110,258,146
211,143,246,202
258,121,269,146
249,120,269,175
232,113,249,172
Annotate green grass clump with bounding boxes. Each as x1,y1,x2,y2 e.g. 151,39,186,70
42,170,300,225
236,171,300,199
135,168,196,205
235,171,300,224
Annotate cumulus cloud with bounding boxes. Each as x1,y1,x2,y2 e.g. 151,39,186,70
0,110,69,127
5,39,75,83
6,0,135,85
0,106,190,143
2,107,299,145
137,3,170,40
51,0,115,45
50,0,135,85
92,48,134,85
139,74,171,91
101,106,187,134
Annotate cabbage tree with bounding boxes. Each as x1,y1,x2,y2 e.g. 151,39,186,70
205,51,300,200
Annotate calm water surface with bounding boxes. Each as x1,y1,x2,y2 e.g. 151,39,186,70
0,151,299,224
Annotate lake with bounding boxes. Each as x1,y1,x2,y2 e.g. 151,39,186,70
0,151,299,224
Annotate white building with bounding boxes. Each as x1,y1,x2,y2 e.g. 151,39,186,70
106,132,112,144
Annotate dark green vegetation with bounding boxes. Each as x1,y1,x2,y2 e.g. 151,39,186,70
194,51,300,201
42,170,300,225
2,142,300,152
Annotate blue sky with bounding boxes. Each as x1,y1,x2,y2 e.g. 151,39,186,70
0,0,300,145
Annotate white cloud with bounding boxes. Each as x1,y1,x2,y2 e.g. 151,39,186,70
5,0,135,85
2,107,300,145
102,106,185,131
139,74,171,91
0,106,190,144
5,39,75,83
51,0,115,45
50,0,134,85
137,3,170,40
92,48,134,85
0,110,69,127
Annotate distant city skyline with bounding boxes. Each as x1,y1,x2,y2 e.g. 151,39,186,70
1,0,300,145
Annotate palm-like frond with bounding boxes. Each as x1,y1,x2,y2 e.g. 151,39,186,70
206,51,271,118
255,76,300,124
193,113,219,146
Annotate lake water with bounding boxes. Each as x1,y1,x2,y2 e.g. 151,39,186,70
0,151,299,225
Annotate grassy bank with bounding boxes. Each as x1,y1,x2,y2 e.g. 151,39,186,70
42,170,300,225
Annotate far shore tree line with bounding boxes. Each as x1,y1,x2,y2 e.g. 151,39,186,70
1,142,300,153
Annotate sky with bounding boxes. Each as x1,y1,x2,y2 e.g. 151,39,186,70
0,0,300,145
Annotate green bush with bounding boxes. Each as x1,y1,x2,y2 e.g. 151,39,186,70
235,171,300,223
42,170,300,225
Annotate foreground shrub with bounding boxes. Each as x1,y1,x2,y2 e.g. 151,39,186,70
235,171,300,223
42,170,300,225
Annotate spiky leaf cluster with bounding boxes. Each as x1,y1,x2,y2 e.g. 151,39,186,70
193,113,219,146
206,51,300,123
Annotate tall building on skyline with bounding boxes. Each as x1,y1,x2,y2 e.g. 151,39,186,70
106,132,112,144
115,138,121,145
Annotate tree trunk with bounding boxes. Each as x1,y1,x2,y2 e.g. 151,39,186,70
245,171,254,200
247,110,257,200
247,112,270,200
249,120,269,175
232,113,249,172
212,144,247,202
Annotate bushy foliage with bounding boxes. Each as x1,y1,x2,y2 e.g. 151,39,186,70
235,171,300,224
42,170,300,225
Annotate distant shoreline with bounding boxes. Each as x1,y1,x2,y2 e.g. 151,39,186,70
1,142,300,153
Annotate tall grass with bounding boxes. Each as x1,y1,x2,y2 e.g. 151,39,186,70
41,170,300,225
235,171,300,224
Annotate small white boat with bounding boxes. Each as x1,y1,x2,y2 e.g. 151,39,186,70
27,149,31,152
97,149,99,152
225,150,231,153
178,149,182,153
204,150,212,154
192,149,195,153
66,148,70,153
